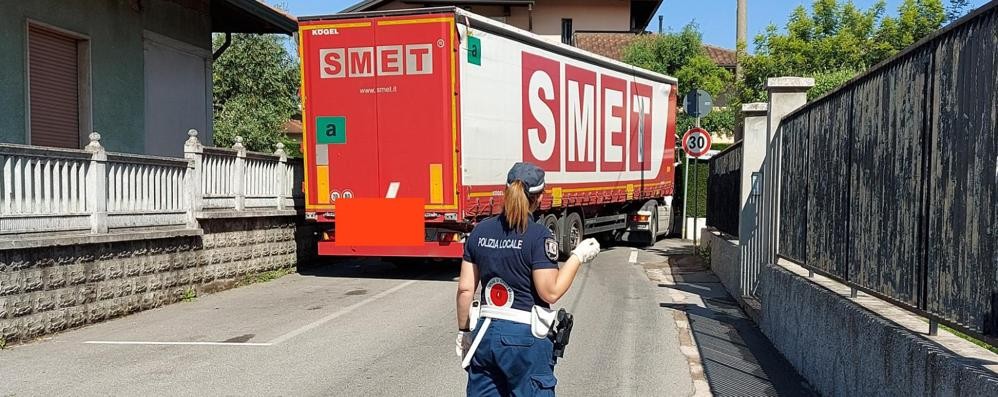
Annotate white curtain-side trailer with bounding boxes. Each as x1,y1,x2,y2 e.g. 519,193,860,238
298,8,678,259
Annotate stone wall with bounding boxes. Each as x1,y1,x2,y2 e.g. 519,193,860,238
759,263,998,396
0,216,318,344
701,229,741,298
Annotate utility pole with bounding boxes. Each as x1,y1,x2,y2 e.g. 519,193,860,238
736,0,747,80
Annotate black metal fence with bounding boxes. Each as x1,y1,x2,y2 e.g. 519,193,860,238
707,142,742,237
777,2,997,342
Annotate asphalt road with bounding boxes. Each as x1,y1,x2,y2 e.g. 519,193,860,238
0,242,694,396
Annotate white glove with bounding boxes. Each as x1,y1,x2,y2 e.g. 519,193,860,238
571,238,601,263
455,331,472,358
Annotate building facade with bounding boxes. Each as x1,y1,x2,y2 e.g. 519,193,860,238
342,0,662,44
0,0,295,156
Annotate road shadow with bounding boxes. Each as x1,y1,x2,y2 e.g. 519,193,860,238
656,255,816,396
298,257,459,282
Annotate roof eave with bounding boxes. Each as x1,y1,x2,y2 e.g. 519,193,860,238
212,0,298,35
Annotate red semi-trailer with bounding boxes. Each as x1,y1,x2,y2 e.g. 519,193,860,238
298,8,679,258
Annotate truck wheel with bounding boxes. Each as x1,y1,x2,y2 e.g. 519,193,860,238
642,201,659,247
541,214,560,241
562,212,583,258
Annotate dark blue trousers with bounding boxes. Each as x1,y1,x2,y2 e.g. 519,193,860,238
466,319,557,396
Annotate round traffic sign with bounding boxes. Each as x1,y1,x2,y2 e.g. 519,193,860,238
682,128,712,158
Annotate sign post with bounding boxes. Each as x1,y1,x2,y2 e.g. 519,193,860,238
681,90,712,243
681,127,712,245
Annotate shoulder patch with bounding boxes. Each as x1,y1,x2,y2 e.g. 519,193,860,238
544,237,559,261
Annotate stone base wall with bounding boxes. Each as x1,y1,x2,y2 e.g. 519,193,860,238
760,263,998,396
0,216,318,344
701,229,741,298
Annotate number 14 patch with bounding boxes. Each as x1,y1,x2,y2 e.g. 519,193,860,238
544,237,559,261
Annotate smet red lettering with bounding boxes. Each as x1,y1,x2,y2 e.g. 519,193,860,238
319,44,434,78
521,52,561,171
629,82,652,171
522,52,654,173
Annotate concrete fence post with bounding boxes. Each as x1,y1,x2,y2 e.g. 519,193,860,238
183,129,203,228
274,142,288,210
84,132,108,234
761,77,814,264
232,136,246,211
737,103,769,297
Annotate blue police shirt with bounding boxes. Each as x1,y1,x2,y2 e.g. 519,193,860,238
463,216,560,311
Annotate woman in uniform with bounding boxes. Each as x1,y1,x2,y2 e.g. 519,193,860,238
455,162,601,396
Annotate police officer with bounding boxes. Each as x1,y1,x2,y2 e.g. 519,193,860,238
455,162,601,396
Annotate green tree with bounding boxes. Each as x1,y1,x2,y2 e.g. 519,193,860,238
741,0,946,102
946,0,973,21
212,33,300,156
622,23,735,135
622,23,733,99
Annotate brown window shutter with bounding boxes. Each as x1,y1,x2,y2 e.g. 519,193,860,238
29,25,81,149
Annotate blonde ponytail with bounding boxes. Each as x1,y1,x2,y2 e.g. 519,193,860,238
502,181,532,233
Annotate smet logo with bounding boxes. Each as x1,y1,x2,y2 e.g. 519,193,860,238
319,45,433,78
522,52,654,173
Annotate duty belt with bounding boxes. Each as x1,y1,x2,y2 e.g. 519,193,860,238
461,304,560,369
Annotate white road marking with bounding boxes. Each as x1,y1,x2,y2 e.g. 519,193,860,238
84,341,272,346
386,182,400,198
628,250,638,264
267,279,418,345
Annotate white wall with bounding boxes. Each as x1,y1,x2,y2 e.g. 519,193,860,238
143,31,211,157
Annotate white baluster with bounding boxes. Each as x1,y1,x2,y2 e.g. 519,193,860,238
2,156,11,215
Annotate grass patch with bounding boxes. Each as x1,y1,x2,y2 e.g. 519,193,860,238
940,324,998,354
181,286,197,302
236,267,295,287
0,336,6,350
695,242,712,268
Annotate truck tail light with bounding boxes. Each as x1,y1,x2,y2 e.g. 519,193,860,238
437,232,464,242
631,214,651,223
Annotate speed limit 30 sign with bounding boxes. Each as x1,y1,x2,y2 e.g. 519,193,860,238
682,128,712,158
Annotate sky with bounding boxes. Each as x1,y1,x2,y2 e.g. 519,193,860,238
277,0,991,50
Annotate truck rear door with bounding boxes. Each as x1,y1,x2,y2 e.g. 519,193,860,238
299,14,459,213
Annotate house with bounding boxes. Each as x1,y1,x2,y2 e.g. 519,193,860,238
574,32,737,70
0,0,296,156
341,0,735,71
342,0,663,44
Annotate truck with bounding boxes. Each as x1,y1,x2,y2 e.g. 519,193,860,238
297,7,679,259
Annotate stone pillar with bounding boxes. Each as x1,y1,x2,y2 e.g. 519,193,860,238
85,132,107,234
274,142,288,210
232,136,246,211
761,77,813,264
183,129,203,228
736,103,769,297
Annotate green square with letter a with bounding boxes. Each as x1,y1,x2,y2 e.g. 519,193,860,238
316,116,346,144
467,36,481,66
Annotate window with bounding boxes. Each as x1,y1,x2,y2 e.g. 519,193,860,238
27,23,90,148
561,18,573,45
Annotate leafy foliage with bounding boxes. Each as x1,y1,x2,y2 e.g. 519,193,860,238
946,0,973,21
741,0,946,102
212,34,300,156
622,23,735,136
622,24,733,99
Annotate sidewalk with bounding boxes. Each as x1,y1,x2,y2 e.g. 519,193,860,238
641,239,816,397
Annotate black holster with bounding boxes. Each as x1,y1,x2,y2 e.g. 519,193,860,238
549,308,574,363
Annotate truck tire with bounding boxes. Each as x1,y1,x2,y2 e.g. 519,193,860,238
561,212,584,258
641,200,659,247
541,214,560,242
